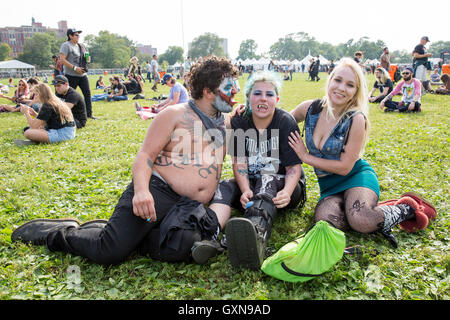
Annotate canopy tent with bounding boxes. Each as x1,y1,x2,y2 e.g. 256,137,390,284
0,60,35,78
365,59,380,65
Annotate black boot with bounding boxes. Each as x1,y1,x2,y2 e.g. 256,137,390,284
191,225,224,264
378,204,415,248
225,194,277,270
11,219,80,245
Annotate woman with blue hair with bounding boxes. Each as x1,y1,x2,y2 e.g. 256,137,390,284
201,70,307,269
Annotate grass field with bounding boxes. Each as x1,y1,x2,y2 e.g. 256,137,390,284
0,72,448,300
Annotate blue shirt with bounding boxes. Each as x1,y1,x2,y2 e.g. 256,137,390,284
170,82,189,104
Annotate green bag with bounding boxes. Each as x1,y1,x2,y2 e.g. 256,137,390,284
261,221,346,283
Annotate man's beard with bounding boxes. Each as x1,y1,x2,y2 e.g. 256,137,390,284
212,95,233,113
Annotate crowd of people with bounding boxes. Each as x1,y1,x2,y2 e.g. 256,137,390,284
0,29,445,276
8,47,440,275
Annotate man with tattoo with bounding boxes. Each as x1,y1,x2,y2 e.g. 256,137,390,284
11,56,240,265
201,71,307,269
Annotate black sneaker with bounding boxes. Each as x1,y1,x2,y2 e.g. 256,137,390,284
191,239,224,264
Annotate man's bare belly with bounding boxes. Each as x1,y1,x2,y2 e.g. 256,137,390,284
153,152,222,203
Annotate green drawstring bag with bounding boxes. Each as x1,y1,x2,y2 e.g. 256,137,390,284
261,220,346,283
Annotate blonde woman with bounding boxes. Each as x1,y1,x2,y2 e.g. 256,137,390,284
288,58,436,248
0,79,29,112
17,83,75,145
368,67,393,103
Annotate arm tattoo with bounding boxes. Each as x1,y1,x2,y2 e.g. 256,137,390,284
237,168,249,177
147,159,154,169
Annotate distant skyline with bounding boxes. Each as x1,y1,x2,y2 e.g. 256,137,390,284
1,0,448,58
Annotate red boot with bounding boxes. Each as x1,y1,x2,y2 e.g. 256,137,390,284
401,192,437,220
377,196,429,233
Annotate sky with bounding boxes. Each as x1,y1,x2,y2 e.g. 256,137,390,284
2,0,449,58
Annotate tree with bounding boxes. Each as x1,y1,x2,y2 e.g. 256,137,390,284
0,43,12,61
18,32,64,69
237,39,259,60
84,31,133,68
188,33,225,59
159,46,184,65
269,36,301,60
429,41,450,58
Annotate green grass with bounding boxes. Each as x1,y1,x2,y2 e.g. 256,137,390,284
0,73,448,300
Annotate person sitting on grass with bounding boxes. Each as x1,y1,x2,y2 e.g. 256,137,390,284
435,73,450,95
96,76,105,90
0,79,29,113
430,68,441,84
379,67,423,112
206,71,307,270
288,58,436,249
368,67,393,103
135,74,189,113
11,55,239,266
123,74,142,95
107,76,128,102
53,75,87,129
15,83,76,145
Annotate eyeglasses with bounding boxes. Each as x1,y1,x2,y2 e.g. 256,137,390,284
402,72,411,75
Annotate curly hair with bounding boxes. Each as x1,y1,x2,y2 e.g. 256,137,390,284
187,55,238,100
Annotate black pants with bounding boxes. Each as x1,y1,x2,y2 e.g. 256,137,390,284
46,176,201,265
384,100,421,112
65,74,93,117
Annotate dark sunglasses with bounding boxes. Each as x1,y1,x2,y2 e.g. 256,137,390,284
402,72,411,75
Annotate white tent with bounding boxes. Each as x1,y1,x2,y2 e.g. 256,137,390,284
318,55,330,65
0,60,35,77
366,59,380,65
298,54,314,66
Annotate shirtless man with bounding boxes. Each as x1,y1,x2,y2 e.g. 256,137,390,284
11,56,239,265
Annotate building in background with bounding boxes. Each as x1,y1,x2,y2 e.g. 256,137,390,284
0,18,68,57
136,44,157,56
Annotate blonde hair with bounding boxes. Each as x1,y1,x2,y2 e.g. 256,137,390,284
375,67,390,84
322,57,370,153
34,83,74,124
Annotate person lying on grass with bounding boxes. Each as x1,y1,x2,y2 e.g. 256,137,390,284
288,58,436,248
12,56,240,266
17,83,76,145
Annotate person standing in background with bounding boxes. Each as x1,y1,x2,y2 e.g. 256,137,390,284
59,28,97,120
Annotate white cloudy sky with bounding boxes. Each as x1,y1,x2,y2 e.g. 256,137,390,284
2,0,449,58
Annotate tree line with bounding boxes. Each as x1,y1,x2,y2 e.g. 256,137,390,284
1,30,449,69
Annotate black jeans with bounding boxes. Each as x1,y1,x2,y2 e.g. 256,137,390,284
46,176,201,265
65,74,93,117
384,100,421,112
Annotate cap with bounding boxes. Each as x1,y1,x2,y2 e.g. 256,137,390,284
421,36,430,42
67,28,82,38
404,67,414,74
161,73,173,85
52,75,69,85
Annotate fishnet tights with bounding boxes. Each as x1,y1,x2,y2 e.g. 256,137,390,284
314,187,385,233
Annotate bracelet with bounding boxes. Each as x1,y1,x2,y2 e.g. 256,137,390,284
73,66,76,71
